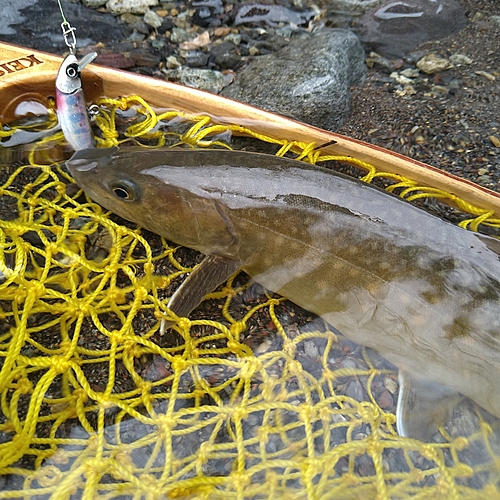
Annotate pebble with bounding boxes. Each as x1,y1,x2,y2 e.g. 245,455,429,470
143,9,163,28
416,54,453,74
162,67,233,93
430,85,449,97
165,55,181,69
83,0,107,7
106,0,159,16
365,52,395,73
400,68,420,78
174,11,192,29
224,33,242,46
449,53,472,65
475,71,496,82
129,49,161,67
390,72,413,85
377,389,394,410
192,0,224,27
315,0,382,16
120,13,150,34
490,136,500,148
345,379,365,402
211,41,241,70
395,85,417,97
127,29,147,42
120,12,142,24
384,376,398,394
181,50,209,68
95,52,135,68
179,31,210,50
170,27,192,44
303,340,319,359
234,3,315,27
490,16,500,29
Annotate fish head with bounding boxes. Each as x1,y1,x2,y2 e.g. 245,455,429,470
56,54,82,95
65,147,241,256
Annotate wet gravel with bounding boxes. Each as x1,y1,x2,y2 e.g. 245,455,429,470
339,3,500,191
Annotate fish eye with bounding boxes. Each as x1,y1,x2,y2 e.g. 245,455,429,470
111,180,139,201
66,63,79,78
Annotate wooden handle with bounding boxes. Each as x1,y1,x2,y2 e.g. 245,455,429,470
1,41,499,218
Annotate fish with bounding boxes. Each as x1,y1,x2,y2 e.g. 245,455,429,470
55,52,97,151
65,146,500,441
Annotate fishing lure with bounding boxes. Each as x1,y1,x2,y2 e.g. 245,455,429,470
55,0,97,150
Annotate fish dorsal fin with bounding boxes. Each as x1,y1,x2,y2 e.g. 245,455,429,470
396,370,461,441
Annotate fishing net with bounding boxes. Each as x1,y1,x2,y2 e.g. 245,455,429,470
1,96,500,499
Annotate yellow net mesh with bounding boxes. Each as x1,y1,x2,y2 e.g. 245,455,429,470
1,95,500,499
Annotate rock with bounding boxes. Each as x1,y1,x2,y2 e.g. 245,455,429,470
449,53,472,66
429,85,449,97
106,0,159,16
234,3,316,27
127,30,147,42
95,52,135,68
400,68,419,78
395,85,417,96
82,0,108,7
225,33,242,46
390,71,413,85
173,11,192,29
211,41,241,70
222,29,366,131
151,39,166,49
166,55,181,69
181,50,210,68
490,136,500,148
345,379,365,402
162,67,233,93
170,27,191,44
0,0,32,36
365,51,395,73
120,13,151,34
490,16,500,29
0,0,124,51
129,49,161,67
144,10,163,28
384,376,398,394
377,389,394,410
314,0,384,15
121,12,142,23
416,54,453,74
192,0,224,27
354,0,468,58
475,70,496,82
178,31,210,50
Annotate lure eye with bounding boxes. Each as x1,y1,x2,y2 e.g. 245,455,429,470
66,63,79,79
111,180,139,201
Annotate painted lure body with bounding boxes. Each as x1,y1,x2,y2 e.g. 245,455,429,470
66,146,500,441
55,53,96,151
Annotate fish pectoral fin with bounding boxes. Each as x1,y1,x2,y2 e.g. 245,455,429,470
163,254,243,324
396,370,461,441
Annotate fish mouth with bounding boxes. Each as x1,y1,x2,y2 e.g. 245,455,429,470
66,158,99,172
66,146,118,173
